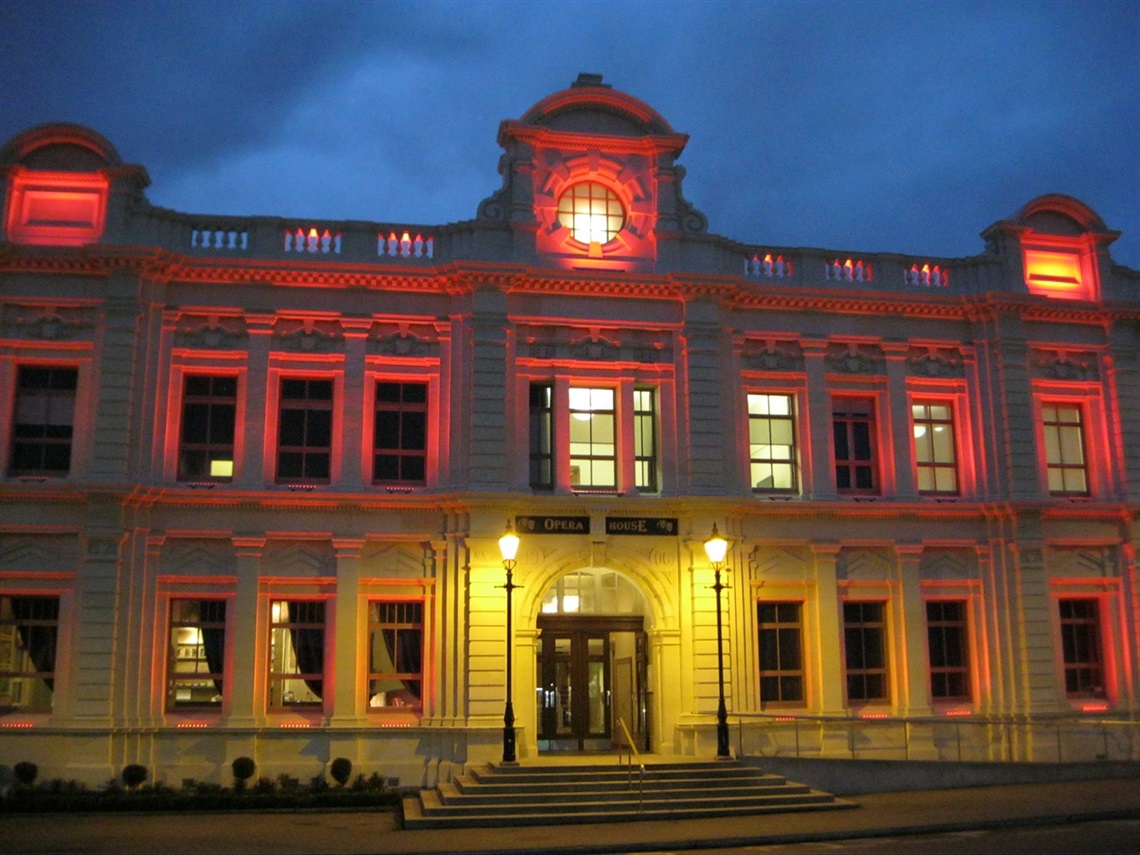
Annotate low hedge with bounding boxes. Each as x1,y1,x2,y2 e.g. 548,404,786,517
1,779,402,814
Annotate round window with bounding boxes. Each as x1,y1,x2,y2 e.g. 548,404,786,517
557,182,625,245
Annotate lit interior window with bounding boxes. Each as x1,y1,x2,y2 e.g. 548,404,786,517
557,182,625,245
1024,250,1087,299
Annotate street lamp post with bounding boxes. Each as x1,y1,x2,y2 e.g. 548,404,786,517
704,523,731,759
498,520,521,764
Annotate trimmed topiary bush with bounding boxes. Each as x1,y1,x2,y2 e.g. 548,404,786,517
329,757,352,787
121,763,147,790
231,756,256,790
13,761,38,787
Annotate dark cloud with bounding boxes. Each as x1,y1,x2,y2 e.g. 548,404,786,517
2,0,1137,266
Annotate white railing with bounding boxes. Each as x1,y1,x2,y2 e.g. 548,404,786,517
905,262,949,287
744,253,793,279
733,711,1140,763
825,258,873,282
191,226,248,251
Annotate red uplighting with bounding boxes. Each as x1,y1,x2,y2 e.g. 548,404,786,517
5,169,109,246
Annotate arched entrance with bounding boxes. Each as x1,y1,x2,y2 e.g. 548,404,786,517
535,569,650,752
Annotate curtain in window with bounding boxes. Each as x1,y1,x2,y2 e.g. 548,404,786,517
11,597,58,691
200,600,226,694
383,628,422,699
288,602,324,699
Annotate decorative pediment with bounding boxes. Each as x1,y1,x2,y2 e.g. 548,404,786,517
273,318,344,353
0,534,79,572
360,542,428,578
161,538,234,575
3,304,94,342
173,313,247,349
1030,349,1100,382
741,339,804,372
1047,546,1116,578
836,547,890,580
367,321,440,358
263,540,336,576
825,343,885,375
906,346,965,378
518,324,672,363
919,548,974,580
750,545,808,580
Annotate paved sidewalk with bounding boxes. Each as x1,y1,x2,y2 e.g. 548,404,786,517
2,776,1139,855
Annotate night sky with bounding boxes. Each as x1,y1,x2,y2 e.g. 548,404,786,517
2,0,1138,268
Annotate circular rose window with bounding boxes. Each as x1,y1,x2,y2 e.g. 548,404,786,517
557,182,625,245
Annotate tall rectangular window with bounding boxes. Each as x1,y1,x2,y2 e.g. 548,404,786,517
8,367,77,476
268,600,325,708
843,601,888,702
0,595,59,711
833,398,878,494
1058,599,1105,698
757,602,804,704
633,388,657,493
167,599,226,709
178,376,237,481
368,601,423,710
529,383,554,490
276,379,333,483
1042,403,1089,496
569,387,616,489
926,600,970,700
912,402,958,495
373,382,427,484
748,393,797,492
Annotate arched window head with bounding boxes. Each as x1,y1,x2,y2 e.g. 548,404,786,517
557,182,625,245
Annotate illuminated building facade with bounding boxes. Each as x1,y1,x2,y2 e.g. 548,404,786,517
1,75,1138,786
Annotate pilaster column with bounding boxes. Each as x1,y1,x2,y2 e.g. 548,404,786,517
237,316,272,488
340,328,368,486
331,539,365,725
884,342,915,497
811,544,848,757
227,536,265,726
803,340,835,500
894,544,931,716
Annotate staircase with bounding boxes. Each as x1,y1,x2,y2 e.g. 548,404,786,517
402,759,852,828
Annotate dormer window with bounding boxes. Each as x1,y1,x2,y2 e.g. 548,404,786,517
557,182,625,245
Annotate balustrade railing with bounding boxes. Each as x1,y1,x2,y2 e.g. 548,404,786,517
733,711,1140,763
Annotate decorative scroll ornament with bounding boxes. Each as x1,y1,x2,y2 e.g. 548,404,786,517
825,343,885,375
1030,350,1100,382
906,346,965,378
741,339,804,372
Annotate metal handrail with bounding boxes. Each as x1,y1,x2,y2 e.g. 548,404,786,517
731,710,1140,763
616,716,645,813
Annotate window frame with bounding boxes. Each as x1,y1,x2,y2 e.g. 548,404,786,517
911,400,959,496
372,380,428,485
746,392,799,494
925,599,971,702
7,365,78,478
556,181,626,246
0,594,60,712
842,600,890,704
274,376,335,485
757,601,805,707
177,374,238,482
166,598,227,711
367,600,425,713
1040,401,1090,497
832,396,880,495
1057,597,1106,699
267,598,328,710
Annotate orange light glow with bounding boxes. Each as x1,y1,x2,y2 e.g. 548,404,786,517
944,709,973,717
176,721,211,728
0,721,36,728
1024,250,1086,299
1081,703,1108,713
5,169,109,246
860,711,888,719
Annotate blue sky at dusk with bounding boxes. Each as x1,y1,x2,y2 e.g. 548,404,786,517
2,0,1137,267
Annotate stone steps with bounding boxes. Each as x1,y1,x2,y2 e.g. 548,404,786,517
403,759,852,829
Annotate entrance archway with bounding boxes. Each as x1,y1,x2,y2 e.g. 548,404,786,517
534,569,651,752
